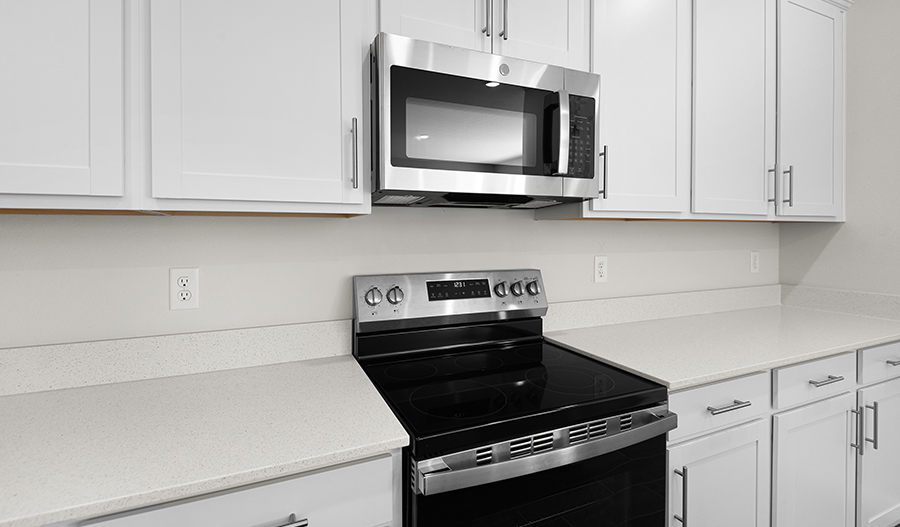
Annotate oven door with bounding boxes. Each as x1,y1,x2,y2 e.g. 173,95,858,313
408,435,667,527
374,33,599,203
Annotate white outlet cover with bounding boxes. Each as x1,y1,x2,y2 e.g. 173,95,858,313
750,251,760,274
594,255,608,283
170,268,200,310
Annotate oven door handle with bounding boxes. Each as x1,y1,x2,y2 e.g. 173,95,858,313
417,409,677,496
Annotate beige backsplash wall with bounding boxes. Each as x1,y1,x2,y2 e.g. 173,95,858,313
0,208,778,349
780,0,900,296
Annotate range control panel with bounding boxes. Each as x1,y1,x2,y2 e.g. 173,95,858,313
353,269,548,332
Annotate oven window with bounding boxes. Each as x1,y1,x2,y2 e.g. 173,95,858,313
390,66,550,176
409,436,666,527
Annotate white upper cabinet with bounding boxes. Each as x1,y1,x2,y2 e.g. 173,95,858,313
379,0,590,71
148,0,368,211
777,0,844,218
692,0,776,216
589,0,689,214
0,0,125,199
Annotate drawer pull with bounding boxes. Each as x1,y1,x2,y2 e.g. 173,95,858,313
707,399,751,415
674,466,688,524
278,514,308,527
887,359,900,367
808,375,844,388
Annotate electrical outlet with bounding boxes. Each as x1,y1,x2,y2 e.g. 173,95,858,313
750,251,760,274
594,255,608,283
170,268,199,310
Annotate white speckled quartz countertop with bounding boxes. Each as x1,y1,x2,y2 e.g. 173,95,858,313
0,356,408,527
547,306,900,391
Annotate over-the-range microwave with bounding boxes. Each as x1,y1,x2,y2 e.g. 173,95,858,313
370,33,602,209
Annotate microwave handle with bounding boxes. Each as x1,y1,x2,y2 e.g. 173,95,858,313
556,90,570,176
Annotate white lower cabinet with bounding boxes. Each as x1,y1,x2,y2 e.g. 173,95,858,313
668,419,770,527
771,392,856,527
857,376,900,527
83,456,393,527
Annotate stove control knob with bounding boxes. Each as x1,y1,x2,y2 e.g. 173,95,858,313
364,287,383,307
494,281,509,298
526,280,542,296
386,286,404,305
510,281,525,297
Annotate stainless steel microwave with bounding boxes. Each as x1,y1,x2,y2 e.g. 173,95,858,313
370,33,602,209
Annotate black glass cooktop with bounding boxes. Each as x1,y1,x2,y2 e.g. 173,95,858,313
361,340,666,457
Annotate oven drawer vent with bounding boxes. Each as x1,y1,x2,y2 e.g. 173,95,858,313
620,414,633,431
509,431,554,459
475,447,493,465
568,424,589,444
588,419,608,439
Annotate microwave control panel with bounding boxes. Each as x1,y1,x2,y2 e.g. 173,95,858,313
567,95,595,179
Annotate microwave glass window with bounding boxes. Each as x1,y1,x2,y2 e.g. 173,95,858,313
391,66,550,176
406,99,536,167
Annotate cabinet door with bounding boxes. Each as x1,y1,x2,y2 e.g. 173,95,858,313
858,378,900,527
777,0,844,218
668,419,770,527
493,0,590,71
772,392,855,527
590,0,687,213
692,0,776,215
151,0,364,206
0,0,124,197
379,0,490,53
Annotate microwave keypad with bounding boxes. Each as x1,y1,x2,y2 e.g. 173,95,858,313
566,96,595,178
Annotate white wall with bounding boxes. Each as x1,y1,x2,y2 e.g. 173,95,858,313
780,0,900,292
0,209,778,349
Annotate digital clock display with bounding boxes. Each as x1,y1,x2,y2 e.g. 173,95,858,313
426,279,491,301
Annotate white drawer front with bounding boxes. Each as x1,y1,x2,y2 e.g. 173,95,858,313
773,352,856,410
859,340,900,386
669,372,770,442
86,455,393,527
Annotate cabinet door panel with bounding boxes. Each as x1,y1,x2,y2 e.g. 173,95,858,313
494,0,589,71
379,0,489,53
777,0,843,218
692,0,775,215
151,0,350,204
591,0,684,213
668,419,769,527
858,378,900,527
772,392,855,527
0,0,124,197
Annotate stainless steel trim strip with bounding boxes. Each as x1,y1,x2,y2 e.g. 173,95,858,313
557,90,570,176
416,407,676,496
808,374,844,388
706,399,751,415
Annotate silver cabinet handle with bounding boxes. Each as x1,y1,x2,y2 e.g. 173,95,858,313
498,0,509,40
279,514,308,527
808,375,844,388
482,0,491,36
598,145,608,199
674,466,688,524
351,117,359,189
783,165,794,207
767,167,776,203
707,399,751,415
851,406,863,455
887,358,900,367
865,402,879,450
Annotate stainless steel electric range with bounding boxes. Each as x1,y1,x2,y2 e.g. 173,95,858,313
352,270,677,527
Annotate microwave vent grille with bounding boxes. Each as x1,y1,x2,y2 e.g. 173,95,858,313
375,195,426,205
511,200,561,209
